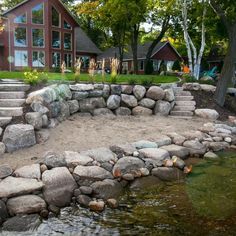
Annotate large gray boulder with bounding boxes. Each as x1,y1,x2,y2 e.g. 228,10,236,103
111,85,122,95
58,101,70,120
183,83,201,91
88,90,104,98
91,179,123,200
167,132,186,145
195,109,219,120
31,102,49,115
209,142,230,152
7,195,46,216
133,85,146,100
112,156,145,177
146,86,165,100
25,113,43,130
0,176,43,198
161,145,189,159
121,94,138,108
0,164,13,179
72,91,89,100
121,85,133,94
0,200,8,222
183,140,206,155
164,88,175,102
43,151,67,169
73,166,113,186
92,108,114,116
56,84,72,100
107,95,121,110
115,107,131,116
133,140,158,149
42,167,77,207
14,164,41,180
67,100,79,114
139,98,156,109
154,100,171,116
103,84,110,98
132,106,152,116
48,101,61,118
64,151,93,167
152,167,185,181
155,135,172,147
3,124,36,153
110,143,137,156
70,84,94,91
79,97,106,113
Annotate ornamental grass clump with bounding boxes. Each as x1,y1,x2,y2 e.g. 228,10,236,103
89,58,96,83
110,58,119,81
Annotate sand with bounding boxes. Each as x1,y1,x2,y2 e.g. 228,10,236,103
0,115,207,169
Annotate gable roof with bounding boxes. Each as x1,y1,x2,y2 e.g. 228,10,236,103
2,0,79,25
75,27,102,55
98,41,182,61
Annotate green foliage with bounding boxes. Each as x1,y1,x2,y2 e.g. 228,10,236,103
24,70,40,85
128,77,137,85
141,77,154,87
172,60,181,71
74,74,80,83
111,76,117,84
145,60,154,75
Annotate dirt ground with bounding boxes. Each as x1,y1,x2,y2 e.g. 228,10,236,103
0,115,207,169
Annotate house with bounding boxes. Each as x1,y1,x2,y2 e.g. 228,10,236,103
97,41,182,74
0,0,101,71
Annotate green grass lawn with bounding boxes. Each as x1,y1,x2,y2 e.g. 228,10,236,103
0,71,179,84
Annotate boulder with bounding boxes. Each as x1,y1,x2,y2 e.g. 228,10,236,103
111,85,122,95
0,164,13,179
132,106,152,116
3,124,36,153
94,84,104,90
26,87,56,104
103,84,110,98
92,108,114,116
14,164,41,180
133,140,158,149
0,200,8,222
155,135,172,147
182,131,206,141
48,118,59,128
172,156,186,170
91,179,123,200
0,142,6,154
89,200,105,212
121,85,133,94
110,143,136,156
152,167,185,181
58,101,70,120
72,91,89,100
56,84,72,100
199,123,215,133
121,94,138,108
79,97,106,113
195,109,219,120
107,95,121,110
88,90,104,97
2,214,41,232
48,101,61,118
70,84,94,91
42,115,49,128
154,100,171,116
139,98,156,109
167,132,186,145
133,85,146,100
81,147,117,163
204,151,219,159
7,195,46,216
35,129,50,144
67,100,79,114
64,151,93,167
115,107,131,116
73,165,113,185
209,142,230,152
31,102,49,114
183,140,206,155
42,167,77,207
43,151,67,169
227,87,236,95
112,156,145,177
79,186,93,195
200,84,216,92
25,112,43,130
183,83,201,91
77,194,92,207
107,198,118,208
0,176,43,198
161,144,189,159
146,86,165,100
164,88,175,102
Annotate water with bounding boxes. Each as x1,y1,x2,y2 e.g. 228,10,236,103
1,152,236,236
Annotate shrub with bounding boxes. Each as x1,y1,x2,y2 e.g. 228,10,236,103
111,76,117,84
172,60,181,71
73,74,80,83
24,70,40,85
141,77,154,87
39,72,49,84
128,77,137,85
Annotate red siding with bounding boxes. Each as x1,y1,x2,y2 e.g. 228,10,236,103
151,44,181,61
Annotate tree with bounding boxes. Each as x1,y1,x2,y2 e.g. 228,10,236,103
210,0,236,106
181,0,207,80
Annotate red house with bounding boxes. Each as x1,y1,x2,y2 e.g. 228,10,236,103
0,0,101,71
98,41,182,74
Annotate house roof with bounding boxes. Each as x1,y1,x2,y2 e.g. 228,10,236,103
2,0,79,25
75,27,102,55
98,41,182,61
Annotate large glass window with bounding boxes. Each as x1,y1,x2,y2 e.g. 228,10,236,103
52,31,60,49
64,20,71,30
52,52,61,67
64,54,72,68
32,29,44,47
14,13,26,24
14,27,27,47
64,33,72,50
14,50,28,67
32,3,44,24
52,7,60,27
32,51,45,67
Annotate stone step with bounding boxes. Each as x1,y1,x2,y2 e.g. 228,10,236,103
168,115,193,119
0,79,24,84
173,87,183,92
173,106,196,111
0,92,25,99
0,107,23,117
175,101,196,106
0,99,25,107
175,96,194,101
175,91,192,96
0,117,12,127
0,84,30,92
170,111,194,117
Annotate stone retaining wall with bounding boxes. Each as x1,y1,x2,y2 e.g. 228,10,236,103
0,121,236,229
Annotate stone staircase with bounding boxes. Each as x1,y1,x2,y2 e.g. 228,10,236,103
170,87,196,118
0,79,30,127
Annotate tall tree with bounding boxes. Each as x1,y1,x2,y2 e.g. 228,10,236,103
210,0,236,106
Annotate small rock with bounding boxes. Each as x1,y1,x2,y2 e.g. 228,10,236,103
132,106,152,116
209,142,230,152
89,200,105,212
73,188,81,197
133,140,158,149
42,115,49,128
225,137,232,143
77,195,92,207
140,168,150,176
14,164,41,180
172,156,186,170
79,186,93,195
48,205,60,215
139,98,156,109
64,151,93,167
167,133,186,145
0,200,8,222
161,145,189,160
204,151,219,159
110,143,136,156
40,164,48,173
183,83,201,91
31,102,49,114
0,164,13,179
115,107,131,116
35,129,50,144
155,136,172,147
107,199,118,209
122,173,135,181
43,151,67,169
67,100,80,114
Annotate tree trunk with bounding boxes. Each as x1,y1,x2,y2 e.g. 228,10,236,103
214,26,236,106
131,25,139,74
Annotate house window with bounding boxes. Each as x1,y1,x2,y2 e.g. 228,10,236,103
64,20,71,30
64,33,72,50
14,27,27,47
138,60,144,71
32,29,44,47
64,53,72,68
14,13,26,24
32,3,44,25
14,50,28,67
52,52,61,67
52,7,60,27
32,51,45,67
80,56,90,69
52,31,60,49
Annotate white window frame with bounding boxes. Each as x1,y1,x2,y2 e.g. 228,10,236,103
14,27,27,47
31,3,44,25
14,50,28,67
32,51,45,68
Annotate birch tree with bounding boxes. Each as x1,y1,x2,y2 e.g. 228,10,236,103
181,0,206,80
